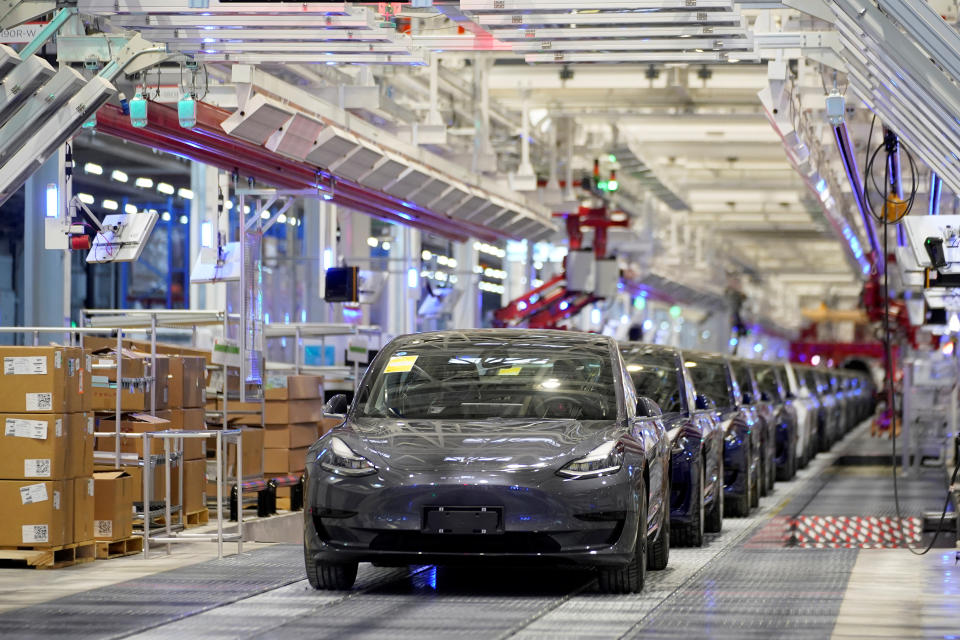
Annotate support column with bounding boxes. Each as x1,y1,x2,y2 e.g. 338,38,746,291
453,241,479,329
23,150,68,328
385,223,419,338
189,161,221,310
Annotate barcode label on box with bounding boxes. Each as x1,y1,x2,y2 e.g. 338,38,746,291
24,458,51,477
4,356,47,375
19,483,48,504
53,490,60,510
22,524,48,543
5,418,47,439
94,520,112,538
55,418,62,437
25,393,52,411
54,351,61,369
87,478,94,496
87,417,94,434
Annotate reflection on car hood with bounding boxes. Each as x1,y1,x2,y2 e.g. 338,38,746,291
347,417,618,473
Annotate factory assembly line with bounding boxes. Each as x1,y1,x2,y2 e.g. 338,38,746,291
0,1,958,639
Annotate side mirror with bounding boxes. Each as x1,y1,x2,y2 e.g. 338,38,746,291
323,394,349,419
636,396,662,418
695,394,715,411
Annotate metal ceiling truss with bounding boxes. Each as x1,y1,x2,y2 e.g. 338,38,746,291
826,0,960,195
79,3,425,66
461,0,749,63
226,65,555,241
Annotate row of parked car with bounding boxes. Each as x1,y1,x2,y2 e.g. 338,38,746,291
304,329,877,594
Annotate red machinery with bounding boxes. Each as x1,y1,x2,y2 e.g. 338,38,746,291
493,202,628,328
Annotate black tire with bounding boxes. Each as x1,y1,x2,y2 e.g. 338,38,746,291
598,486,647,594
776,436,796,482
673,462,705,547
727,452,751,517
750,458,760,509
704,454,723,534
759,446,769,498
305,555,358,591
647,477,669,571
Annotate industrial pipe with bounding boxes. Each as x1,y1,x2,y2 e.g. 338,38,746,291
929,172,943,215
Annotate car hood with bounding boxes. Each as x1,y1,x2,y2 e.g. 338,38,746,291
343,417,620,473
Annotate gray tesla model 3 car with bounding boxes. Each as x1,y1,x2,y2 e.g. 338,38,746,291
303,329,671,594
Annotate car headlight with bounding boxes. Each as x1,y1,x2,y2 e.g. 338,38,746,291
557,441,623,479
320,436,377,477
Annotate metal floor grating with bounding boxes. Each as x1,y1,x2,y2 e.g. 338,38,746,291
3,419,950,640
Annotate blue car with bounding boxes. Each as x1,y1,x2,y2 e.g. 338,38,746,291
683,351,759,517
620,344,724,546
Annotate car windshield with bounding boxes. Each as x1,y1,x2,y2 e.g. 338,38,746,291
623,353,683,414
685,359,733,411
754,366,783,402
355,337,619,420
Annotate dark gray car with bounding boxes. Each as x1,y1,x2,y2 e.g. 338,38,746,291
304,329,671,594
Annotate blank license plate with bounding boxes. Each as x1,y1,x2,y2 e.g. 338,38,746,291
423,507,502,534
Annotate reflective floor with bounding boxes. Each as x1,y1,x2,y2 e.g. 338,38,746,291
0,421,956,640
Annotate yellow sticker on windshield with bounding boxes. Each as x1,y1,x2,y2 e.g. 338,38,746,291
498,366,522,376
384,355,418,373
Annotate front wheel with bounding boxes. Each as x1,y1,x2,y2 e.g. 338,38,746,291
705,454,723,533
598,487,648,593
305,555,358,590
647,477,669,571
673,462,705,547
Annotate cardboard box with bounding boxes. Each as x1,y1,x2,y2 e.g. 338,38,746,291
0,346,84,413
88,348,170,412
68,413,94,479
0,413,70,480
98,461,171,504
264,375,324,401
264,399,325,425
93,470,133,541
222,426,264,478
264,423,318,449
0,479,69,547
168,356,206,409
319,417,341,437
72,476,95,543
183,458,206,514
165,408,207,460
206,397,263,427
95,413,172,457
264,447,309,474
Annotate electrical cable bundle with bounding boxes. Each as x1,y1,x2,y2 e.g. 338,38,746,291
863,116,959,555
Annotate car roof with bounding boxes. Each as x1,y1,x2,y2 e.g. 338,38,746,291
392,328,617,351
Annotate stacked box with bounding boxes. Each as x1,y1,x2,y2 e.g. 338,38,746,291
263,376,324,476
0,346,93,547
88,348,170,412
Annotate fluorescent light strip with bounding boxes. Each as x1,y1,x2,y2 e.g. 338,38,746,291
171,40,414,53
511,37,752,52
147,28,393,43
461,0,733,11
82,0,350,16
477,11,743,27
194,53,426,65
493,24,746,40
524,50,731,63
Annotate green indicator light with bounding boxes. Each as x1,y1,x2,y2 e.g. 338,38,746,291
608,154,617,163
607,180,618,191
634,297,645,310
669,305,682,318
597,180,608,191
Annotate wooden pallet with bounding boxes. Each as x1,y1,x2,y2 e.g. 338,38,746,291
0,540,97,569
184,508,209,528
95,535,144,559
